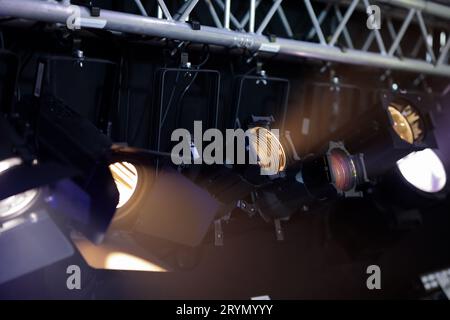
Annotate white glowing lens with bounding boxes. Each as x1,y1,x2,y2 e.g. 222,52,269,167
397,149,447,193
109,162,139,208
0,188,39,220
0,157,22,175
0,158,39,220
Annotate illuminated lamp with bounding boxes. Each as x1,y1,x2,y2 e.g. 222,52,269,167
397,148,447,194
106,146,156,228
229,118,300,189
0,117,76,285
254,142,368,219
375,148,448,209
299,141,368,199
106,146,220,247
246,126,287,176
15,94,119,243
337,93,437,179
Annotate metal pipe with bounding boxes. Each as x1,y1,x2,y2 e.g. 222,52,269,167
157,0,172,20
240,0,261,29
0,0,449,77
256,0,283,35
362,31,375,51
387,8,415,56
304,0,326,45
276,2,293,38
333,4,354,49
133,0,148,17
437,37,450,66
380,0,450,21
175,0,199,22
386,18,403,56
362,0,386,54
214,0,241,29
249,0,255,33
224,0,231,29
416,10,435,63
206,0,222,28
328,0,358,46
306,3,330,40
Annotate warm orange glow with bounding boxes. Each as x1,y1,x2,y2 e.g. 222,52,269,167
388,106,415,144
105,252,167,272
72,232,168,273
247,127,286,175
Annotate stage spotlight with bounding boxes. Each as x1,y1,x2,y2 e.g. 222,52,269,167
107,156,153,227
0,187,40,222
253,142,367,219
0,119,76,285
335,93,437,179
300,141,367,199
230,117,300,188
0,157,38,221
388,106,415,144
388,101,425,144
247,126,287,175
15,94,119,243
372,148,448,215
397,149,447,194
1,116,102,285
107,146,220,247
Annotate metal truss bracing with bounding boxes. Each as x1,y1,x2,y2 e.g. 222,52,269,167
0,0,450,77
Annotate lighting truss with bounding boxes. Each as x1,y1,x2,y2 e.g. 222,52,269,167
0,0,449,77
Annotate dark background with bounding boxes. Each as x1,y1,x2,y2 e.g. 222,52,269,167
1,8,450,299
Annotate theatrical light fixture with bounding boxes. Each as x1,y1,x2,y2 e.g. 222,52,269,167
0,157,40,222
0,117,76,285
370,147,447,214
232,116,300,186
329,148,359,193
300,141,367,199
247,126,287,175
0,188,40,222
388,101,425,144
388,106,415,144
106,147,157,227
396,149,447,194
15,94,119,243
106,146,220,247
253,141,367,220
335,93,437,179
